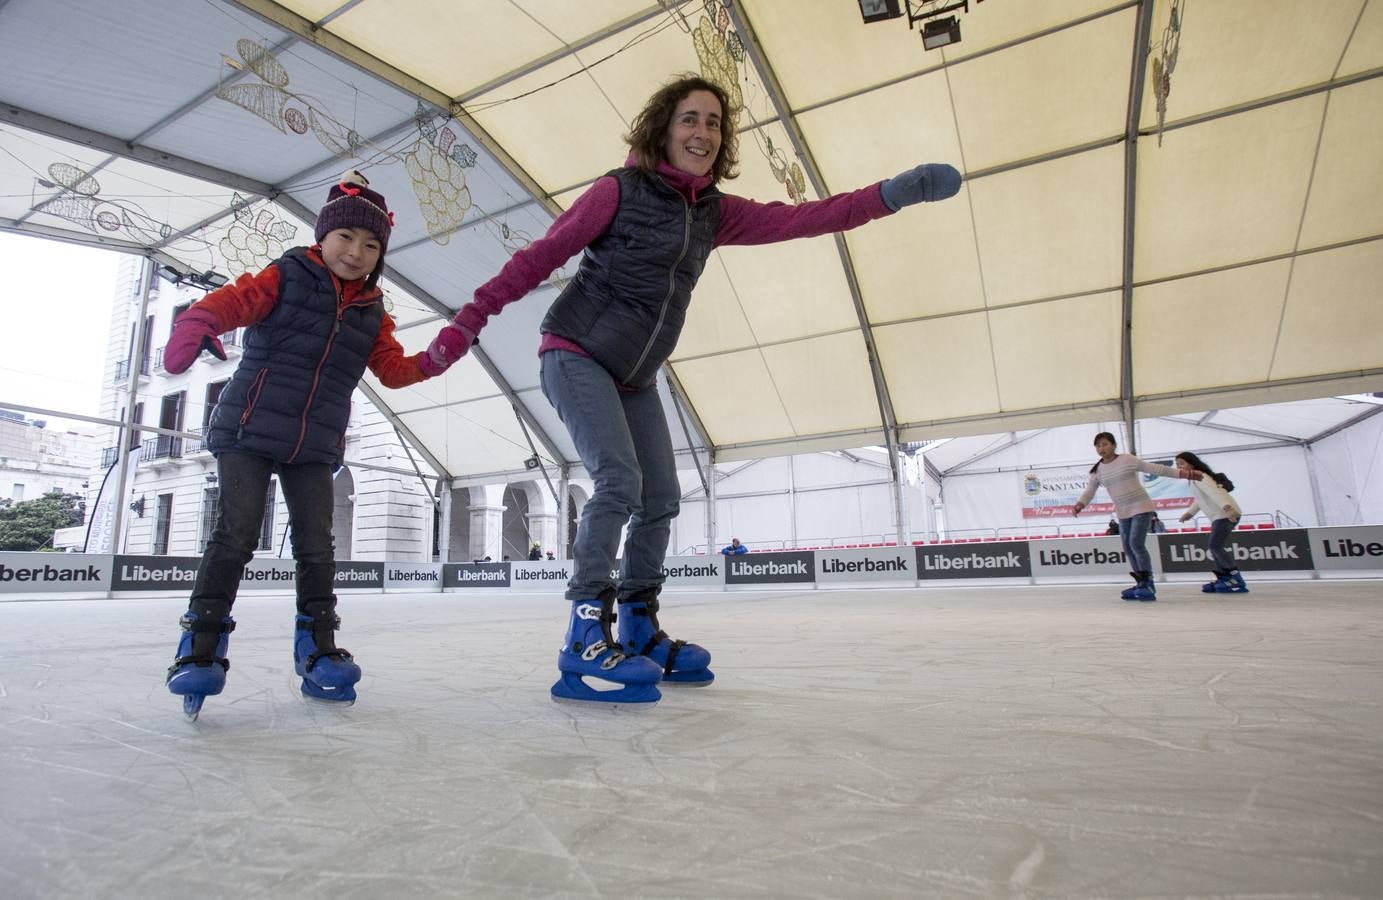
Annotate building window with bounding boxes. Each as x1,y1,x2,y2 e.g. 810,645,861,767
203,380,228,427
258,481,276,551
153,493,173,555
11,483,23,501
199,487,219,553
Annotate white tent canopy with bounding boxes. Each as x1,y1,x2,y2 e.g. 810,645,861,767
2,0,1381,483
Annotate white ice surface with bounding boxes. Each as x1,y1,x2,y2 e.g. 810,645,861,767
1,582,1381,899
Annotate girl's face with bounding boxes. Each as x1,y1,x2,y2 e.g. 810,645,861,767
1175,457,1191,474
662,90,722,177
320,227,381,282
1095,437,1117,458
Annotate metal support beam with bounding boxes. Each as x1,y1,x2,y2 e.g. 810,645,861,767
1119,0,1157,455
1156,415,1302,444
1306,403,1383,445
726,2,904,503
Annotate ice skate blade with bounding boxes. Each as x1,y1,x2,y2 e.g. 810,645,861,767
300,680,358,704
660,668,714,686
182,694,205,721
550,672,661,705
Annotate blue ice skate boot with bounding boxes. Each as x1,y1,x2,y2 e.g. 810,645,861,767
1203,570,1230,593
294,605,361,704
1121,571,1142,600
552,592,662,704
1215,570,1249,594
166,611,235,721
618,591,713,686
1130,571,1157,601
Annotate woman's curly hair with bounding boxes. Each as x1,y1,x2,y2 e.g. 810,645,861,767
625,74,739,183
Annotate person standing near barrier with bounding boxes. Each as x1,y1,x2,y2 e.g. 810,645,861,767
1072,432,1201,601
721,538,748,556
1175,451,1246,593
419,74,962,704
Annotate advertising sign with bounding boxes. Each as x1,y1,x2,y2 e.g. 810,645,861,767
917,541,1032,579
444,562,512,588
1020,464,1193,519
334,561,384,589
240,557,297,590
1029,536,1137,576
384,563,443,590
510,560,571,587
112,555,199,590
0,552,114,594
816,547,917,583
1156,528,1313,573
725,551,815,585
1306,526,1383,572
661,555,724,587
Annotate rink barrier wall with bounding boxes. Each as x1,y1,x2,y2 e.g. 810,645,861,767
0,527,1380,597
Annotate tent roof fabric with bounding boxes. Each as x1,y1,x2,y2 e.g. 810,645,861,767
2,0,1380,480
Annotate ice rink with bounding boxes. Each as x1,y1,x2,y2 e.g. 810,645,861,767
2,581,1381,899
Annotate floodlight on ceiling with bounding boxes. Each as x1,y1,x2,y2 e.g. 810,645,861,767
860,0,981,52
157,262,228,292
922,15,961,50
857,0,904,24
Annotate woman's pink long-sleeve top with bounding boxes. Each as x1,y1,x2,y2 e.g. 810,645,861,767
449,159,895,362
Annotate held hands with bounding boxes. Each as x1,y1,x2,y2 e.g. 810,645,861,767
1184,470,1204,481
420,322,475,377
1071,502,1085,516
163,308,226,374
880,163,962,210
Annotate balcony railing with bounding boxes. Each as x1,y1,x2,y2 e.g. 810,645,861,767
139,434,183,462
114,357,151,382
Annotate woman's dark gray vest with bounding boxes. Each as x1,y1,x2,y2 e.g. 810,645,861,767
206,248,384,466
540,167,721,387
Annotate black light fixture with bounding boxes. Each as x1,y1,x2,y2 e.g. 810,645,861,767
129,495,146,518
858,0,903,24
157,262,228,292
860,0,979,52
523,455,541,470
922,15,962,50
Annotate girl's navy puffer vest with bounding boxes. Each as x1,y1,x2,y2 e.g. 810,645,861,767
540,167,721,387
206,248,384,466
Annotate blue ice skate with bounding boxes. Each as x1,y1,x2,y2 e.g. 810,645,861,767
552,594,662,704
1202,570,1230,593
618,592,713,686
294,611,361,704
166,612,235,721
1214,570,1249,594
1121,572,1142,601
1130,572,1157,601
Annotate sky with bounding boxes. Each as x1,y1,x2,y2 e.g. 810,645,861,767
0,232,122,429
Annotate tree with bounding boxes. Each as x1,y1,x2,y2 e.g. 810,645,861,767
0,490,86,552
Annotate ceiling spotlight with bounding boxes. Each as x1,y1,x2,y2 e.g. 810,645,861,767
921,15,962,50
858,0,903,24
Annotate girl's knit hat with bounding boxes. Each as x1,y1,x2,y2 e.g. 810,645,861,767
315,169,393,252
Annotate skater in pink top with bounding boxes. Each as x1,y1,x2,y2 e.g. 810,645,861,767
1072,432,1201,600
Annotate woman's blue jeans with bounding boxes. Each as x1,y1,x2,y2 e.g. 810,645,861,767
1208,517,1237,571
1119,511,1156,573
540,351,680,601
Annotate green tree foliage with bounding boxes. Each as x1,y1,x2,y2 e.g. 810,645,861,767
0,490,86,552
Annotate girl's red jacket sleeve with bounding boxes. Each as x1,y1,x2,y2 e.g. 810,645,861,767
188,263,429,389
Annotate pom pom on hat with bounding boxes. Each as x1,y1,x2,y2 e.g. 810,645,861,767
315,169,394,253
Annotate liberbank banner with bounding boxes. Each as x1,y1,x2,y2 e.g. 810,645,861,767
0,552,113,593
1030,536,1136,576
726,551,815,585
916,542,1032,579
1156,528,1312,573
1310,526,1383,572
